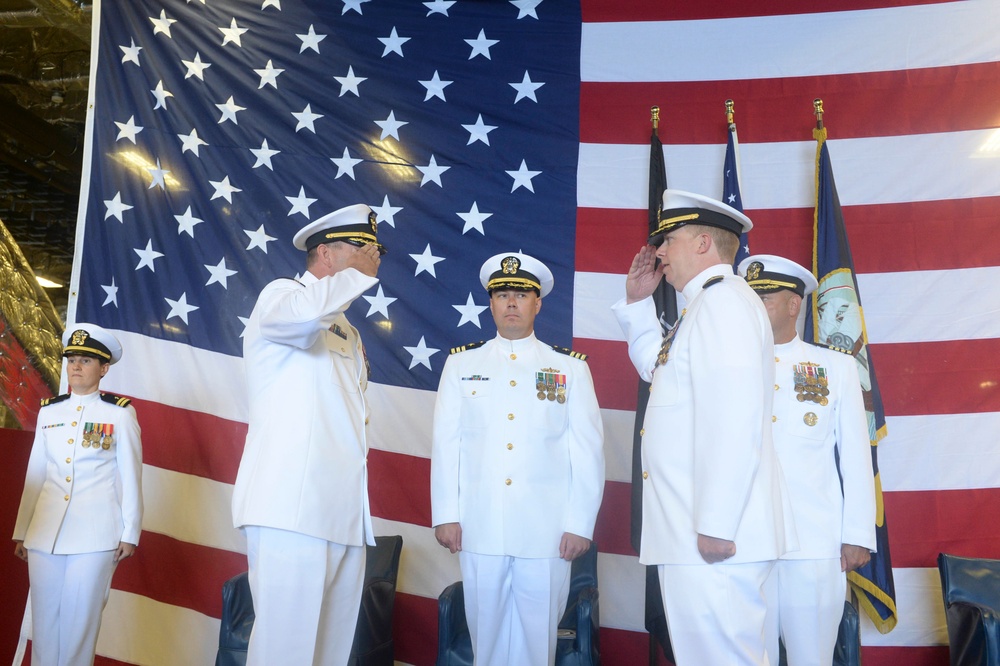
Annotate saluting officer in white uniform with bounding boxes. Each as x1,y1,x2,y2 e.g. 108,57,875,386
739,255,876,666
13,324,143,666
612,190,796,666
232,204,384,666
432,252,606,666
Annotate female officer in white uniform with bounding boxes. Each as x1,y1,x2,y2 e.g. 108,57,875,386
12,324,143,666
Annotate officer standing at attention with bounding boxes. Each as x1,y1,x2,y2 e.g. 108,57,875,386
612,190,796,665
13,324,143,666
232,203,383,666
739,254,876,665
432,252,606,666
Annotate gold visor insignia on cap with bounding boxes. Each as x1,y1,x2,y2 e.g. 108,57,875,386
501,256,520,275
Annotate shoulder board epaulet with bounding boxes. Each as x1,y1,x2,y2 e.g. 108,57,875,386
40,394,70,407
811,341,854,356
551,345,588,362
99,392,132,408
450,341,485,355
702,275,725,289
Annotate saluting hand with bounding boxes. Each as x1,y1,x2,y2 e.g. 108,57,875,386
348,244,381,278
625,245,665,304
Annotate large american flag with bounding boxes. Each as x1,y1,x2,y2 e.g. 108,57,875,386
51,0,1000,663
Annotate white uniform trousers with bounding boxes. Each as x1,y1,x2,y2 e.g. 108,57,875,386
245,526,366,666
659,561,775,666
459,552,572,666
27,549,117,666
764,558,847,666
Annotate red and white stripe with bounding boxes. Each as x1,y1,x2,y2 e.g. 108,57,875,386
57,1,1000,664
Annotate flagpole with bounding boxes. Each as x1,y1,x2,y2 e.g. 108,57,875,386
814,98,827,144
725,99,740,170
811,98,825,296
639,103,676,664
724,99,748,265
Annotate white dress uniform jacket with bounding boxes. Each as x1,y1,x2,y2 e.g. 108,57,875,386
431,333,605,558
14,391,143,553
773,336,876,557
233,268,378,547
613,264,796,565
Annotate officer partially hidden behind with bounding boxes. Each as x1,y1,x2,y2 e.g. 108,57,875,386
13,324,143,666
432,252,606,666
739,254,876,666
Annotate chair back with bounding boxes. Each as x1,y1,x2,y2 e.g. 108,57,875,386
560,544,598,631
940,553,1000,610
216,572,253,666
350,535,404,666
833,600,861,666
938,552,1000,666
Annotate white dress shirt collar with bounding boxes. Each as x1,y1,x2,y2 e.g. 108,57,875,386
493,331,538,352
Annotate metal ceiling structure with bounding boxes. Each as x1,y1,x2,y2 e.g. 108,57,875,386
0,0,92,313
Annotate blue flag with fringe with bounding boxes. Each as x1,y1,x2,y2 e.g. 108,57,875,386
805,126,897,633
